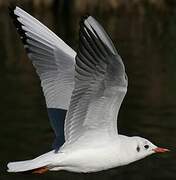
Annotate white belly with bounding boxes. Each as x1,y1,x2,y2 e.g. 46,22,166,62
50,146,121,173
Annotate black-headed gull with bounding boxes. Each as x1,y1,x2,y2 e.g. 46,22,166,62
7,6,169,174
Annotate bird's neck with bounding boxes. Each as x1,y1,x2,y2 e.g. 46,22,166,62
114,135,139,166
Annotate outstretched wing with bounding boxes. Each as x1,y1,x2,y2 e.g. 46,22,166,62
9,6,76,150
64,16,128,146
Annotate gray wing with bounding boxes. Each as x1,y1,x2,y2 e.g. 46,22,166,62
9,6,76,150
64,16,128,145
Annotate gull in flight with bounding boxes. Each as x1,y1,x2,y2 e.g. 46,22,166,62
7,6,169,174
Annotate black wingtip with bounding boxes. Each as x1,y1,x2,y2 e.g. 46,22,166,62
83,13,90,19
80,13,90,25
8,5,28,45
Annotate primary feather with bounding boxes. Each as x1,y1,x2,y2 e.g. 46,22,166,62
9,6,76,110
63,16,128,147
9,6,76,150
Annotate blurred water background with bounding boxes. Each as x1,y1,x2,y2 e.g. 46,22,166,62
1,0,176,180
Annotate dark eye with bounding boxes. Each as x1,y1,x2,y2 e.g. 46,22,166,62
136,146,140,152
144,145,149,149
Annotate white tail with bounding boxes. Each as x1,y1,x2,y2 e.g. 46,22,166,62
7,159,49,173
7,150,56,173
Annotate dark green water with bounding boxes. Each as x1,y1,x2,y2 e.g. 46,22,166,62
1,4,176,180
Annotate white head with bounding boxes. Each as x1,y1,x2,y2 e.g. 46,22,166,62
119,136,169,165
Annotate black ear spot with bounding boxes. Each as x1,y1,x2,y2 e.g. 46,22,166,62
136,146,140,152
125,73,128,81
